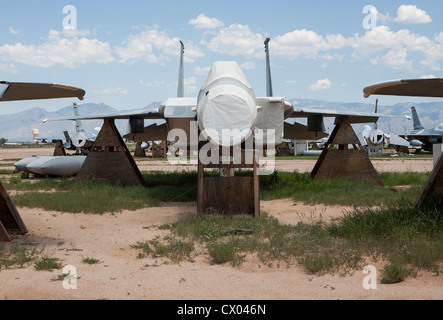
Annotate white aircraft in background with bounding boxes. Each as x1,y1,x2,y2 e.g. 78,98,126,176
359,99,411,156
364,78,443,153
15,102,93,176
44,39,407,171
61,102,99,153
403,106,443,152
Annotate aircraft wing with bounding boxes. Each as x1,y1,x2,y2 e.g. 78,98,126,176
283,121,329,140
288,106,406,124
0,81,85,102
43,107,164,123
388,132,411,147
364,78,443,98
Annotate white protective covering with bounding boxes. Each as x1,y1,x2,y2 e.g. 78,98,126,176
255,97,287,146
197,61,257,147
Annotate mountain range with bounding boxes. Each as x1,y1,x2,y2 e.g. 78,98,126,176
1,99,443,142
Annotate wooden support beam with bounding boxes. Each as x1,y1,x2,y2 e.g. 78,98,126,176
152,141,167,158
76,118,146,186
415,152,443,208
0,180,27,241
0,221,11,242
311,118,383,186
134,141,146,157
53,139,67,156
197,146,260,217
253,151,260,218
197,154,204,216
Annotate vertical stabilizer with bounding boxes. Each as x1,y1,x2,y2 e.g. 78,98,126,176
264,38,273,97
411,107,424,130
73,102,85,133
374,99,379,129
177,40,185,98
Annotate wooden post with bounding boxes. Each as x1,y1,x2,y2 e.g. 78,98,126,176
311,118,383,186
253,151,260,218
0,222,11,242
152,141,167,158
134,141,146,157
52,139,66,156
76,118,146,186
197,154,204,216
197,144,259,217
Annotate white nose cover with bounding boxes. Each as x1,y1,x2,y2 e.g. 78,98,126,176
197,62,257,147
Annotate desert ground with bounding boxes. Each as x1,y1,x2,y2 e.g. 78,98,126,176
0,147,441,301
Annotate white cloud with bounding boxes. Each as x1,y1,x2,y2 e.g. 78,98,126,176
116,25,204,64
184,76,199,93
420,75,437,79
376,10,391,24
309,79,331,91
394,5,432,24
204,24,263,56
240,61,255,69
93,87,128,94
189,13,224,29
272,29,352,60
194,66,211,76
351,26,443,70
0,29,113,68
59,29,91,37
380,48,412,70
0,62,17,73
139,79,166,87
8,26,19,35
203,23,443,73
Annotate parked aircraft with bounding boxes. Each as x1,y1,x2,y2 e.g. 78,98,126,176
358,99,410,155
60,102,98,153
364,78,443,152
16,102,93,176
402,106,443,152
45,40,407,164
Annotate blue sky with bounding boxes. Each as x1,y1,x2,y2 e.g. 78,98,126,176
1,0,443,115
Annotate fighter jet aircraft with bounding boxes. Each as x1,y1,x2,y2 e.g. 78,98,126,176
401,106,443,152
15,102,95,176
59,102,98,154
364,78,443,152
44,39,407,167
358,99,411,156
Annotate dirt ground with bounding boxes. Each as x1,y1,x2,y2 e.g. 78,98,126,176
0,147,441,301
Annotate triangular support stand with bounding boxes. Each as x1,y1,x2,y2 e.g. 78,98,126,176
415,152,443,208
76,118,146,186
0,181,28,241
311,118,383,186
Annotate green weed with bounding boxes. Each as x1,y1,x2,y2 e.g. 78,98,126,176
34,256,63,271
134,207,442,280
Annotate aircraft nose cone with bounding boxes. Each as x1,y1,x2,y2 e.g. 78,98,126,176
369,129,384,145
198,87,256,147
197,61,257,147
